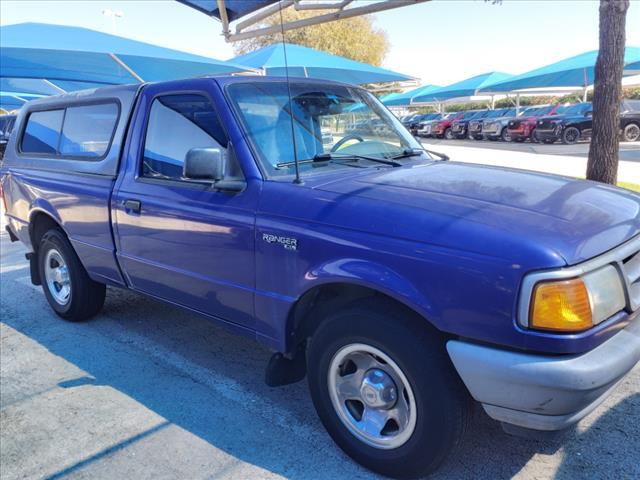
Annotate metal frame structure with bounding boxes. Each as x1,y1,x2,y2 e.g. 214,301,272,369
214,0,430,42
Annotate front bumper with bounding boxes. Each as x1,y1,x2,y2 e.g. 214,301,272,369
447,317,640,431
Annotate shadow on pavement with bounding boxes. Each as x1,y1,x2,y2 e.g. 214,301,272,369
1,263,636,479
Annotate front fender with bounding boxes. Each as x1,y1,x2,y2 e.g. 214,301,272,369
304,257,436,324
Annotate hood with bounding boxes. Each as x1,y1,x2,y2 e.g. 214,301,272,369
313,162,640,266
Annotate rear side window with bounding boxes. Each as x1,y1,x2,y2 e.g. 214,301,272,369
21,109,64,154
20,102,118,158
142,94,227,180
60,103,119,157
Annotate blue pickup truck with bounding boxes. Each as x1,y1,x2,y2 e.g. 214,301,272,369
2,76,640,479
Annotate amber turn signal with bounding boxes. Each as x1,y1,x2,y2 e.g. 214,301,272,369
530,278,593,332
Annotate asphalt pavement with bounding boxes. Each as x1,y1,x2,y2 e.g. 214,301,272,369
1,232,639,479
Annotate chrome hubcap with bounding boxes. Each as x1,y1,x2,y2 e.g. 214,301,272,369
328,343,417,449
44,249,71,305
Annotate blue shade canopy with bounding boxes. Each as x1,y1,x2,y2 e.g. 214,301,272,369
0,23,252,86
230,43,414,85
412,72,512,103
383,84,440,106
480,47,640,93
177,0,278,21
0,92,45,112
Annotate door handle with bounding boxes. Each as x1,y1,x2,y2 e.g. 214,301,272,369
123,199,141,214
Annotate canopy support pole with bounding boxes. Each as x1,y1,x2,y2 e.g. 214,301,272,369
515,93,520,115
109,53,144,82
217,0,231,38
490,95,495,109
229,0,431,42
42,79,67,94
582,87,588,102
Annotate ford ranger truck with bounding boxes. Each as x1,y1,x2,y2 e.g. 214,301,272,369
537,100,640,144
2,78,640,480
507,104,561,142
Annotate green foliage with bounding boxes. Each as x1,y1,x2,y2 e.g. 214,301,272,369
232,8,389,66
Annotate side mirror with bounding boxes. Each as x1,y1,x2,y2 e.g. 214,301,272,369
585,110,593,117
183,147,224,181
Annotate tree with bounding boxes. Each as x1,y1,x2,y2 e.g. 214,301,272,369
232,8,389,67
586,0,629,185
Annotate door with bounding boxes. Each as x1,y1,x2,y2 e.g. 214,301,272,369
113,84,259,329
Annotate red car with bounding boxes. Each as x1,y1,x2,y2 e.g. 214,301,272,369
431,112,464,139
506,105,561,142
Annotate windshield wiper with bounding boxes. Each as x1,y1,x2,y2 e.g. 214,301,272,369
388,148,449,162
387,148,424,160
313,152,403,167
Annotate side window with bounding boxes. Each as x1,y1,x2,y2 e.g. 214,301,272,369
60,103,119,157
142,94,227,180
21,109,64,154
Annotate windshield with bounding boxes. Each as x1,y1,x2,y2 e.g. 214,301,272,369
486,109,507,118
226,81,426,177
561,103,591,115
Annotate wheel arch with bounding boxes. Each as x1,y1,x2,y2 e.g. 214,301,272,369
29,207,65,252
283,268,441,356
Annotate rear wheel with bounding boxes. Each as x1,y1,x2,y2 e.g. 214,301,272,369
307,300,469,479
623,123,640,142
562,126,580,144
38,229,105,321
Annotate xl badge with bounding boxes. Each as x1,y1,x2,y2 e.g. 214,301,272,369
262,233,298,251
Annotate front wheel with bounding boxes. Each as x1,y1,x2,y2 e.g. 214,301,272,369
501,128,511,142
623,123,640,142
307,301,468,479
444,127,454,140
530,128,540,143
38,229,106,321
562,126,580,144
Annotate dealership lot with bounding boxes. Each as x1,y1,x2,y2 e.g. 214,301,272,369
1,233,639,480
420,139,640,184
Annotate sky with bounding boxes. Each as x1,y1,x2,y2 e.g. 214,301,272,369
1,0,640,87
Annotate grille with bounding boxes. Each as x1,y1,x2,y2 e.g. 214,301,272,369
469,121,482,132
622,251,640,310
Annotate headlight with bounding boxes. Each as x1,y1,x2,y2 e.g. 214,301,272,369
525,265,626,332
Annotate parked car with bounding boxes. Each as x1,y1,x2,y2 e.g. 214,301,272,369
535,103,593,144
407,113,438,135
431,111,464,139
450,110,489,139
479,108,519,141
470,108,515,140
0,114,17,160
621,99,640,142
507,104,562,142
412,113,443,136
3,77,640,479
537,100,640,144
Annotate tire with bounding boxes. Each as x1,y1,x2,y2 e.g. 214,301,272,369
38,228,106,321
500,128,511,142
530,128,540,143
444,127,454,140
623,123,640,142
307,300,469,479
562,126,580,145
